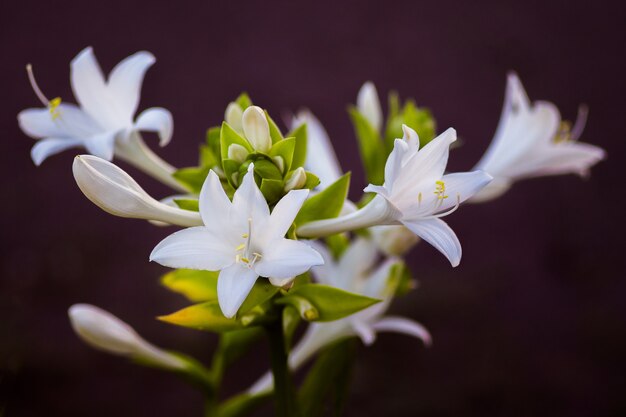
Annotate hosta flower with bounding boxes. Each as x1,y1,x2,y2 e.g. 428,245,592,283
357,81,383,132
249,238,430,394
68,304,187,371
18,47,182,189
73,155,202,227
150,164,324,318
298,126,492,267
471,73,605,202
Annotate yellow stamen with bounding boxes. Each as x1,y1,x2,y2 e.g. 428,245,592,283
235,243,246,251
49,97,62,120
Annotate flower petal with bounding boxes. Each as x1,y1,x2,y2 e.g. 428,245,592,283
199,170,234,233
19,108,67,139
428,170,493,213
371,316,432,346
254,238,323,279
263,189,309,241
357,81,383,132
19,104,100,139
335,237,379,291
217,264,259,318
108,51,156,118
351,321,377,346
306,241,337,287
31,137,83,165
383,138,410,190
134,107,173,147
401,218,462,267
231,164,270,226
83,130,117,161
150,227,234,271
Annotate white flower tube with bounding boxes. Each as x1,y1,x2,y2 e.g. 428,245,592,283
73,155,202,227
68,304,187,371
471,73,605,202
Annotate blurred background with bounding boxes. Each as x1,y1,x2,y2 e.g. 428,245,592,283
1,0,625,416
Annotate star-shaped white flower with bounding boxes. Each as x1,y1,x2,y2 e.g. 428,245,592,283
249,237,430,394
298,126,492,267
150,164,324,318
471,73,605,202
18,47,173,167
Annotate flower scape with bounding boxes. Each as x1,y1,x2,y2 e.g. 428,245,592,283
20,47,605,417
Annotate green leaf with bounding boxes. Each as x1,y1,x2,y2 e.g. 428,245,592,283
158,301,243,332
298,339,357,417
287,123,307,169
302,171,320,190
264,110,284,144
205,126,222,162
250,158,283,181
325,233,350,259
295,173,350,226
348,106,386,185
173,166,210,193
384,99,436,152
277,283,380,322
260,178,285,205
220,122,253,162
282,306,301,352
238,279,280,316
160,269,218,302
223,159,242,187
218,392,272,417
235,92,253,110
390,261,417,297
269,137,295,173
173,199,199,212
199,144,219,168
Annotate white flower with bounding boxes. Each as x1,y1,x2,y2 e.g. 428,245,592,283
471,73,605,202
18,47,183,190
150,163,324,318
73,155,202,227
298,126,492,267
357,81,383,132
249,238,430,394
68,304,187,371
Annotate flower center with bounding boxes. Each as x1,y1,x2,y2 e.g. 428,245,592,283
235,217,262,268
26,64,62,120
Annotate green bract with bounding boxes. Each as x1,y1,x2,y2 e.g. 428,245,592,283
295,173,351,226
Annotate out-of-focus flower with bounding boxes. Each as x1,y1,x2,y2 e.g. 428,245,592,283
73,155,202,227
249,238,430,394
150,164,324,318
298,126,492,267
471,73,605,202
68,304,187,371
357,81,383,132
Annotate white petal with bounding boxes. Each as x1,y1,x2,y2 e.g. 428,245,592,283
199,170,233,233
231,164,270,226
269,276,295,287
357,81,383,132
19,104,100,139
294,110,342,189
360,257,401,299
351,321,376,346
225,102,244,132
426,170,493,213
306,241,337,287
19,108,67,138
242,106,271,153
83,130,117,161
401,124,420,150
254,238,323,279
217,264,259,318
372,316,432,346
134,107,173,147
108,51,156,118
150,227,234,271
401,218,462,267
383,139,410,189
31,137,82,165
336,237,379,290
468,177,512,203
263,189,309,241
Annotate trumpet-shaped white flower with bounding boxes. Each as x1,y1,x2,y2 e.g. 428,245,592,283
471,73,605,202
68,304,187,370
357,81,383,132
249,238,431,394
298,126,492,267
150,164,324,318
73,155,202,227
18,47,183,190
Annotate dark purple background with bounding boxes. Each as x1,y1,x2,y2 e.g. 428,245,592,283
1,1,625,416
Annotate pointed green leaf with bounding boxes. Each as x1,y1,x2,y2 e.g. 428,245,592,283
158,301,243,332
235,92,253,109
238,279,280,315
302,171,320,190
277,283,380,322
161,269,218,302
264,111,284,144
287,123,307,169
223,158,242,188
348,106,386,185
295,172,350,226
173,199,200,212
173,166,210,193
220,122,254,162
260,178,285,205
269,137,295,173
206,126,222,159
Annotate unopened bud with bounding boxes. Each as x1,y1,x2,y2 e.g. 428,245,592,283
284,167,307,191
242,106,272,153
225,102,244,133
227,143,249,163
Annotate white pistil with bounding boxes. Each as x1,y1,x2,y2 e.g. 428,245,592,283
423,194,461,220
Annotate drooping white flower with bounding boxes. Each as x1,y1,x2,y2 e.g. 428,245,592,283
249,238,430,394
18,47,183,190
150,163,324,318
471,73,605,202
298,126,492,267
357,81,383,132
68,304,187,371
73,155,202,227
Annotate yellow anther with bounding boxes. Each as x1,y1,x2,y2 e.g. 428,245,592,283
241,233,249,238
554,121,572,143
48,97,62,120
418,192,423,205
434,180,448,200
241,257,250,264
235,243,246,251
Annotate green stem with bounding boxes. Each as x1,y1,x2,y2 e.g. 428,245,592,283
265,309,298,417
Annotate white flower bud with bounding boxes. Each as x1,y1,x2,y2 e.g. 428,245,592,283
357,82,383,132
68,304,187,371
227,143,249,163
224,102,244,133
72,155,202,227
272,156,285,174
242,106,272,153
284,167,307,191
